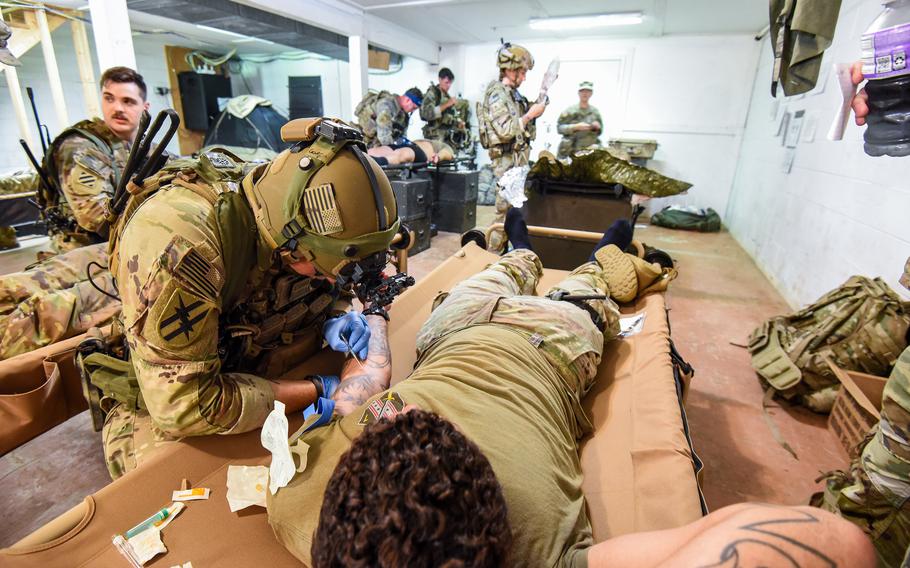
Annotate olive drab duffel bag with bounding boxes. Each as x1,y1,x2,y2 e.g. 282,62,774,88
650,206,721,232
748,275,910,412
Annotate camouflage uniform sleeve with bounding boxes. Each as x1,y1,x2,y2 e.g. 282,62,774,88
419,86,441,121
56,136,115,236
592,108,604,129
119,190,275,438
556,107,576,136
486,86,523,143
375,98,398,146
330,286,355,317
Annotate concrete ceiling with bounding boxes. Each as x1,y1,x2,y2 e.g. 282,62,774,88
344,0,768,44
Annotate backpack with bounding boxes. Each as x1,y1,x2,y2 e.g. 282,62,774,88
749,276,910,412
650,206,721,232
41,119,118,212
353,90,390,119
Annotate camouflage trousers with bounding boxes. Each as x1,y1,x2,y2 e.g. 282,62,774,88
816,346,910,567
49,230,101,254
416,249,620,437
103,402,178,480
0,243,120,360
488,148,531,253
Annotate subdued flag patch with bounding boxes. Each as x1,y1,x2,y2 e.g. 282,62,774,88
303,183,344,235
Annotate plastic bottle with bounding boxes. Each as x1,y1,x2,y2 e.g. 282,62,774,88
862,0,910,156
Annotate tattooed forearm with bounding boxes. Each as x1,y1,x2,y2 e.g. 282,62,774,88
332,373,388,415
334,315,392,416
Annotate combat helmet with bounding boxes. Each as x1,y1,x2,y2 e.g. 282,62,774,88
242,117,400,278
496,42,534,71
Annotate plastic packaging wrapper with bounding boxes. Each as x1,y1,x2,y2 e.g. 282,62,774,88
497,165,530,207
226,465,269,512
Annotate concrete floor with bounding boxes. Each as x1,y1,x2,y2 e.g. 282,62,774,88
0,211,849,547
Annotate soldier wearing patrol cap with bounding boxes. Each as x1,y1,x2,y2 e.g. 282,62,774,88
42,66,150,253
86,117,400,479
556,81,604,158
477,42,547,252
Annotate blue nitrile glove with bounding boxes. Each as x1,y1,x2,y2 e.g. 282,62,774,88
323,312,370,360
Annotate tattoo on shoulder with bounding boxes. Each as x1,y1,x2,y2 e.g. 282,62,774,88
698,507,836,568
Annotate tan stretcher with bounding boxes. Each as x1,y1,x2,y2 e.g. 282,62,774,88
2,242,704,566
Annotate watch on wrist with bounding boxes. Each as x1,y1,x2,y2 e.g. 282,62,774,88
362,305,390,321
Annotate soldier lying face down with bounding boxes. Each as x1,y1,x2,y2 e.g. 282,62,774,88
265,212,875,567
366,138,455,166
86,118,401,479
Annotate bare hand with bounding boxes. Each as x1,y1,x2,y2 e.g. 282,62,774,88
851,61,869,126
441,98,458,111
526,102,546,120
574,123,593,132
591,121,602,132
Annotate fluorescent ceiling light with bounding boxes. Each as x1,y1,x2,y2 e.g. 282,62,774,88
365,0,457,9
195,24,248,39
232,37,276,45
529,12,644,31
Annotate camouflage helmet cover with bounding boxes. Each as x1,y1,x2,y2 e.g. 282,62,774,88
241,118,399,276
0,20,21,67
496,42,534,71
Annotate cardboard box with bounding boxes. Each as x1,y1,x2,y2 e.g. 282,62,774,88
827,358,887,457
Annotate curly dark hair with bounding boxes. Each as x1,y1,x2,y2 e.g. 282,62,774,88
313,409,512,567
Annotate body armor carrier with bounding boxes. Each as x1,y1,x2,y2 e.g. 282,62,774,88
219,269,340,377
42,118,123,242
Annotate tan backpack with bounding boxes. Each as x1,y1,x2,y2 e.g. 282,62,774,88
749,276,910,412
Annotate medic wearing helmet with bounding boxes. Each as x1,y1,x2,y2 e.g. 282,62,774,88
477,43,548,252
98,118,400,479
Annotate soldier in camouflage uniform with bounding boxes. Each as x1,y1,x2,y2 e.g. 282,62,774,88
354,87,422,148
42,67,149,253
477,43,547,252
556,81,603,158
0,242,120,360
815,259,910,567
91,118,400,479
0,25,22,250
420,67,468,150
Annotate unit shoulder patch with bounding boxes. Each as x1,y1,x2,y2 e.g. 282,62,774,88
150,286,216,350
358,391,405,426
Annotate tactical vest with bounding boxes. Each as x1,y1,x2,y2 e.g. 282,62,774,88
353,90,382,121
86,150,341,422
477,82,530,153
354,90,408,142
42,118,122,238
749,276,910,412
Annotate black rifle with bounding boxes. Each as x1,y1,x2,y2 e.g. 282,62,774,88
19,139,54,202
26,87,51,157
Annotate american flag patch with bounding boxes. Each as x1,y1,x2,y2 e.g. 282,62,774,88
303,183,344,235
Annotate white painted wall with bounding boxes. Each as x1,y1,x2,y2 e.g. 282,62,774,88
0,24,179,171
447,35,762,215
725,0,910,306
235,56,351,121
246,34,761,217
